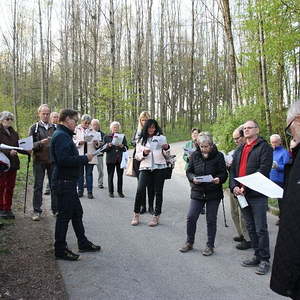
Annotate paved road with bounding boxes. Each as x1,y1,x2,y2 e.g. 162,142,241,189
48,141,284,300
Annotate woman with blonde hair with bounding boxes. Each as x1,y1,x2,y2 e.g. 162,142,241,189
131,111,154,214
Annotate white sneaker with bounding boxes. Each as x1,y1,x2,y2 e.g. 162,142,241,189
32,212,41,221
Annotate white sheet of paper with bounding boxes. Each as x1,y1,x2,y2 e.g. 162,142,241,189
235,172,283,198
237,195,248,209
84,135,93,142
93,143,108,156
18,136,33,151
150,135,167,150
195,175,214,183
0,143,24,151
112,133,124,146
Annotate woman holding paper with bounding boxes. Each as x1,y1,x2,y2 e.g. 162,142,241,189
179,134,227,256
131,119,170,227
131,111,154,214
74,114,98,199
0,111,28,219
103,121,128,198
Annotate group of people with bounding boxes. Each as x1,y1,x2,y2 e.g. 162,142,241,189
0,100,299,299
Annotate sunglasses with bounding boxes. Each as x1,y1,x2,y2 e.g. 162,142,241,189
5,118,13,121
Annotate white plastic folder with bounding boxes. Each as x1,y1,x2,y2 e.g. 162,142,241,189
235,172,283,198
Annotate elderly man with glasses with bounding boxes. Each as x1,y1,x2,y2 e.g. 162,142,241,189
228,126,251,250
271,100,300,299
230,120,273,275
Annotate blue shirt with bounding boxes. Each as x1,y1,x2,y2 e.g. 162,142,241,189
269,146,290,184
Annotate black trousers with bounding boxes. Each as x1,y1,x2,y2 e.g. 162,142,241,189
136,172,155,209
134,169,166,216
54,180,89,255
107,163,124,194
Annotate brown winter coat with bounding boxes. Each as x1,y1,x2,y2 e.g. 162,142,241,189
0,124,21,170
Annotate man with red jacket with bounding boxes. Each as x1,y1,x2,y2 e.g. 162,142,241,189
230,120,273,275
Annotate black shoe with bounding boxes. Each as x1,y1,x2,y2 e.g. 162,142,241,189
44,190,51,195
233,235,244,242
87,192,94,199
118,192,125,198
0,211,15,219
140,206,146,214
148,207,154,215
241,256,260,267
55,249,80,261
255,261,270,275
200,208,205,214
109,193,114,198
236,240,251,250
78,191,83,197
98,185,104,189
79,241,101,253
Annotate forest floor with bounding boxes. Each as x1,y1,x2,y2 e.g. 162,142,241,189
0,186,68,299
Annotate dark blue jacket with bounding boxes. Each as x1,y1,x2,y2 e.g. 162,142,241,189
269,146,290,184
51,124,88,181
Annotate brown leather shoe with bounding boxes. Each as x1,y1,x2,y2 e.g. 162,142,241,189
131,213,140,226
179,243,193,253
148,215,159,227
202,246,214,256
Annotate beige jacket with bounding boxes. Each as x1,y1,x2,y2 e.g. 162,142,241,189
135,137,170,169
73,125,98,164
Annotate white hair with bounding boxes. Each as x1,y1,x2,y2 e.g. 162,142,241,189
287,100,300,125
270,134,281,141
0,111,14,121
38,104,50,112
81,114,92,122
110,121,120,130
197,134,213,145
91,119,100,125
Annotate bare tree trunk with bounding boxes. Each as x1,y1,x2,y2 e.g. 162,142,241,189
12,0,18,131
218,0,239,108
38,0,45,104
110,0,116,121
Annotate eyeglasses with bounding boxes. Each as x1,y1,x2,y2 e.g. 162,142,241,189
243,126,257,130
285,117,300,137
4,118,13,121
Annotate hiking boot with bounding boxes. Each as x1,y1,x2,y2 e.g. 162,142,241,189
56,249,80,261
236,240,251,250
78,191,84,197
32,212,41,221
79,241,101,253
131,213,140,226
0,211,15,219
233,235,244,242
202,247,214,256
255,261,270,275
44,189,51,195
98,185,104,189
87,192,94,199
109,193,114,198
118,192,125,198
148,215,160,227
241,256,260,267
140,206,146,214
179,243,193,253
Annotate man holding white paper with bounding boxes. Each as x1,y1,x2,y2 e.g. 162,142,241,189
230,120,273,275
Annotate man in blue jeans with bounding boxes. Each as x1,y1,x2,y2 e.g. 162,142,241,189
230,120,273,275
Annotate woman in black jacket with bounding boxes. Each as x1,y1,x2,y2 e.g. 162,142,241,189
179,133,227,256
103,121,128,198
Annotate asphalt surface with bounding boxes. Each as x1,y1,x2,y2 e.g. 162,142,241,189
48,141,285,300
